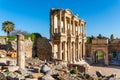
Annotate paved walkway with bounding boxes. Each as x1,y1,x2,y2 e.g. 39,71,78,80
87,64,120,78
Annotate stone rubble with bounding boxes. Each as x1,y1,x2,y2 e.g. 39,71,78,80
0,57,117,80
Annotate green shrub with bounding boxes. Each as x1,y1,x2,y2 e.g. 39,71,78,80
70,68,78,74
0,36,7,39
5,70,11,75
0,32,42,43
8,36,16,41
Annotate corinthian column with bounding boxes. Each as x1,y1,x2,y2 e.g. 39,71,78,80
58,41,62,60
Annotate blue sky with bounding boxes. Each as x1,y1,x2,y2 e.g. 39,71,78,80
0,0,120,38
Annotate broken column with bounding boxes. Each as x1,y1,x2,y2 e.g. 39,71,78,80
17,34,25,69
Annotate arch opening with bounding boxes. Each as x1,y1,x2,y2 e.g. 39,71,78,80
94,50,104,65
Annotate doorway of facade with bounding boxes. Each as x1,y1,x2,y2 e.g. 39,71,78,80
110,51,120,65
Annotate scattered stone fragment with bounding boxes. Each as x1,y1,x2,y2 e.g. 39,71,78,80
39,74,55,80
33,66,41,73
7,60,16,66
0,72,7,80
45,69,58,75
16,69,27,75
40,64,51,74
8,66,19,72
25,78,38,80
96,71,105,78
29,73,43,78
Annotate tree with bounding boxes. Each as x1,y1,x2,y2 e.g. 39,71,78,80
32,33,42,38
110,34,114,39
97,34,102,39
97,34,108,39
91,35,95,39
2,21,15,37
87,37,91,44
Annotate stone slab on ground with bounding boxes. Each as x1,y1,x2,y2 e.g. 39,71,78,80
16,69,27,75
40,74,55,80
0,66,2,70
7,60,16,66
33,66,41,73
41,64,51,73
8,66,19,72
0,72,7,80
45,69,59,75
25,78,38,80
30,73,43,78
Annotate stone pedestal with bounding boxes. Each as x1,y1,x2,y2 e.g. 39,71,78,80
17,34,25,69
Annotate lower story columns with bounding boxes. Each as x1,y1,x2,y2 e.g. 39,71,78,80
64,42,67,61
79,43,82,60
69,42,72,63
58,41,62,60
77,43,80,61
72,42,75,63
83,43,86,59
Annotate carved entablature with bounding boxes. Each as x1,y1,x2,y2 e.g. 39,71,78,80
79,19,86,26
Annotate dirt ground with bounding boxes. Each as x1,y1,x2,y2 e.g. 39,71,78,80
87,64,120,78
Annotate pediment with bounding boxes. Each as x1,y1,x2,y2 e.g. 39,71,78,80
65,9,73,15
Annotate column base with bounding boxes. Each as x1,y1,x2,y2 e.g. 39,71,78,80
70,61,73,64
79,58,83,61
73,60,76,64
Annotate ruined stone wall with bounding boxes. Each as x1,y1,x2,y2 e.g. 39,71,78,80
36,37,52,61
0,38,6,45
108,44,120,52
85,44,92,57
0,38,7,50
92,39,108,44
109,39,120,44
6,38,33,58
24,38,33,58
0,37,52,60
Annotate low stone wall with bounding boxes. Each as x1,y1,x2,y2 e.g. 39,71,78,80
24,39,33,58
68,64,88,73
0,38,6,45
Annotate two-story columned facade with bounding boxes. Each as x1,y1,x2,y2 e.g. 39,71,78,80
50,8,87,63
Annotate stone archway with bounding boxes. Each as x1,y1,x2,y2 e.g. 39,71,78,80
91,45,109,66
94,50,105,64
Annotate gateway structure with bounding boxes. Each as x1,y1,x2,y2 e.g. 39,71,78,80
50,8,87,63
